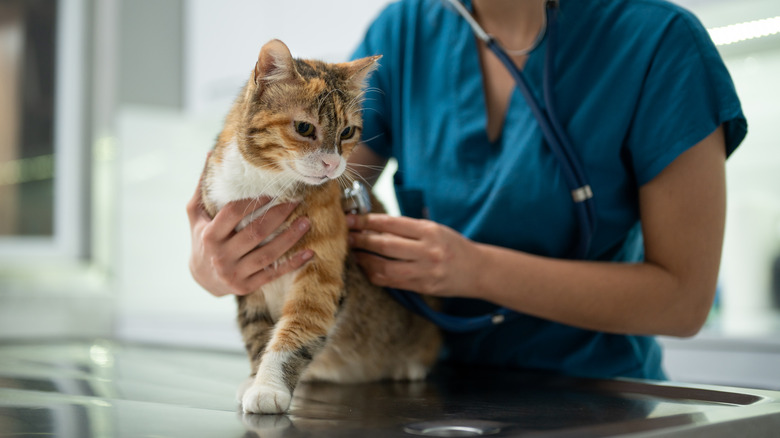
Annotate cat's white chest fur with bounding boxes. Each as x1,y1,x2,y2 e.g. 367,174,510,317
206,138,303,320
207,139,301,230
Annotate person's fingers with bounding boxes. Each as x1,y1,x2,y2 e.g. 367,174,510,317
204,197,275,243
235,217,311,276
348,230,423,261
229,202,299,257
346,213,429,240
241,249,315,295
353,251,415,289
186,151,213,226
186,190,209,229
355,249,449,296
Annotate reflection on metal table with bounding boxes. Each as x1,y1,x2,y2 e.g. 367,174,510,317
1,339,779,437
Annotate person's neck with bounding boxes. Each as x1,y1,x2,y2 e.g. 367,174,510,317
471,0,547,53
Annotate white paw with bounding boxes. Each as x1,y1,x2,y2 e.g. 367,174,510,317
392,362,428,381
241,383,292,414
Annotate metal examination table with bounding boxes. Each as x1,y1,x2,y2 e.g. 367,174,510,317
1,339,779,437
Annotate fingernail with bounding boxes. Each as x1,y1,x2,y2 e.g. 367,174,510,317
301,250,314,261
298,218,310,231
346,215,355,227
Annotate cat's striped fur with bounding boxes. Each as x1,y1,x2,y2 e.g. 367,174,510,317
200,40,440,414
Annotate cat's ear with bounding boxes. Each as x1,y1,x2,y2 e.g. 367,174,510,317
251,39,300,89
341,55,382,90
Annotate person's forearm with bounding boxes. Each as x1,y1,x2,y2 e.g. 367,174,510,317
470,243,714,337
467,129,727,338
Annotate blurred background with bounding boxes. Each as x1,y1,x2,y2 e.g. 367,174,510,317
0,0,778,389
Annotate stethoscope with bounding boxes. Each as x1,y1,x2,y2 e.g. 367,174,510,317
345,0,598,332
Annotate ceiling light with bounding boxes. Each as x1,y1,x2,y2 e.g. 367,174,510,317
708,16,780,46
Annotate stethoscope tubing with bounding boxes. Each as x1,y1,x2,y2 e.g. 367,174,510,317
482,2,596,259
540,4,598,257
388,0,598,332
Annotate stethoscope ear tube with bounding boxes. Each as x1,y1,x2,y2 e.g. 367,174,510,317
442,0,492,43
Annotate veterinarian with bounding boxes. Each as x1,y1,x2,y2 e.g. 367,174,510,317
187,0,746,380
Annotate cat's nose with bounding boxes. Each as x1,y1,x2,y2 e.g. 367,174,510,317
321,155,341,172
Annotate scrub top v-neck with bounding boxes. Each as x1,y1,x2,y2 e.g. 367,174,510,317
350,0,746,380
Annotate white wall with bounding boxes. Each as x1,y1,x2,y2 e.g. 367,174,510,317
674,0,780,337
719,50,780,336
184,0,392,115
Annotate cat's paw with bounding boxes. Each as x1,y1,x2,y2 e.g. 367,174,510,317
241,383,292,414
392,361,429,381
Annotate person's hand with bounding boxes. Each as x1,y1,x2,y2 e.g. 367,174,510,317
186,163,313,297
346,214,481,297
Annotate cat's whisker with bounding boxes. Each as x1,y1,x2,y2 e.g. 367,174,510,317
238,170,288,226
242,180,300,241
356,107,383,118
337,173,359,195
345,93,366,112
335,175,348,192
342,167,372,188
346,97,371,114
317,88,340,115
344,172,372,184
348,162,386,172
341,171,359,187
357,132,385,144
240,198,264,241
346,96,380,115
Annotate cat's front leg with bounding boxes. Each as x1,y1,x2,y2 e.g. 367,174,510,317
241,264,341,414
236,294,276,402
242,346,322,414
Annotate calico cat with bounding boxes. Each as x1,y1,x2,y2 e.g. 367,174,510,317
200,39,441,415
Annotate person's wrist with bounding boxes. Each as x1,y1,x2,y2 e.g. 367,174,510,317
467,242,491,300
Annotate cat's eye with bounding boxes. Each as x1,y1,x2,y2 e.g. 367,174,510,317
340,126,356,140
294,121,316,138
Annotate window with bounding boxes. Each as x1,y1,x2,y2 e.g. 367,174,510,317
0,0,88,260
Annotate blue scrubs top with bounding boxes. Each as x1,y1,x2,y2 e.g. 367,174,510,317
351,0,747,380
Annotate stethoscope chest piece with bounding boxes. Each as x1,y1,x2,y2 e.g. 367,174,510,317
342,180,372,215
